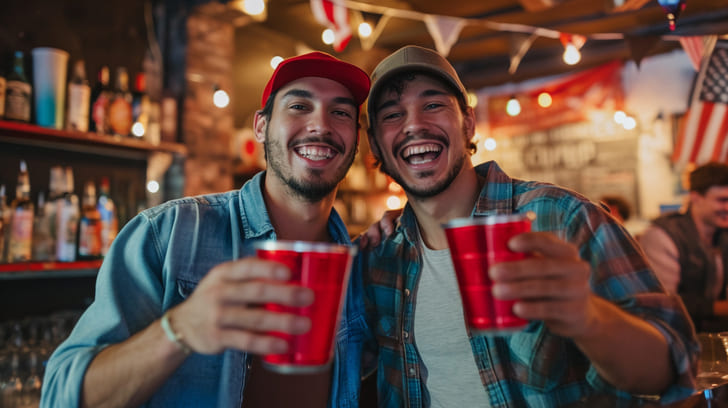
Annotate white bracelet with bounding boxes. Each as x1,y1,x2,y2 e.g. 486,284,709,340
161,311,192,355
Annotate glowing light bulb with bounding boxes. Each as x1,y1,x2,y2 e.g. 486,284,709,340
322,29,335,45
131,122,145,137
563,44,581,65
147,180,160,193
467,91,478,108
242,0,265,16
483,137,497,151
386,195,402,210
537,92,552,108
623,117,637,130
613,110,627,124
358,22,372,38
270,56,283,69
213,89,230,108
506,97,521,116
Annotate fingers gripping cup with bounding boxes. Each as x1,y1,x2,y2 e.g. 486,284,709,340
254,240,356,374
443,213,535,335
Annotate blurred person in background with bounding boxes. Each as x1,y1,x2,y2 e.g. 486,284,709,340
359,45,699,407
41,52,372,408
640,162,728,333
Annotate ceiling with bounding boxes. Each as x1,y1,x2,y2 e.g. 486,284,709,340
249,0,728,90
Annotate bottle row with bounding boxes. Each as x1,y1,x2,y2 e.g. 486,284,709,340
0,48,158,143
0,161,118,264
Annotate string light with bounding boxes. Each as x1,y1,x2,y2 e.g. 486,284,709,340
270,56,283,69
242,0,265,16
213,89,230,108
483,137,497,151
563,44,581,65
358,22,373,38
537,92,552,108
322,29,335,45
467,91,478,108
386,195,402,209
506,96,521,116
559,33,586,66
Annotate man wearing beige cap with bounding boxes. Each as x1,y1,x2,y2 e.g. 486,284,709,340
42,52,371,407
359,45,699,406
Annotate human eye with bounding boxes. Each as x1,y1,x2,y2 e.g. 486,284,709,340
332,107,355,119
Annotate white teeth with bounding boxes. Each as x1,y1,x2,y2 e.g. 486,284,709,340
296,146,334,160
403,143,442,158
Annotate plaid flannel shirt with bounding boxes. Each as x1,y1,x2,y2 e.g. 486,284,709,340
359,161,699,408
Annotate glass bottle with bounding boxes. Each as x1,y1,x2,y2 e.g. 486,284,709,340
8,160,34,262
89,66,111,134
66,60,91,132
97,177,117,256
4,51,32,122
108,67,133,137
55,167,79,262
32,191,54,261
131,72,150,139
78,180,102,259
0,184,7,263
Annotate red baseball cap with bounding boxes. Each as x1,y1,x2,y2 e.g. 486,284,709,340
261,52,370,109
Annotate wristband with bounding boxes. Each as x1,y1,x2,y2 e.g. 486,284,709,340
161,311,192,355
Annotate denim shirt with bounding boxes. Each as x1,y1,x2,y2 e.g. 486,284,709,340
360,161,699,408
41,171,369,408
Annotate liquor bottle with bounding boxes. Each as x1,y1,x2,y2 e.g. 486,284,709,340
89,66,111,134
97,177,117,256
4,51,32,122
131,73,150,139
7,160,34,262
78,180,102,259
66,60,91,132
31,191,53,261
55,167,79,262
44,166,65,261
0,184,7,263
107,67,133,137
0,67,6,119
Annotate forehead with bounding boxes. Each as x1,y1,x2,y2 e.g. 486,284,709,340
276,76,354,101
705,185,728,199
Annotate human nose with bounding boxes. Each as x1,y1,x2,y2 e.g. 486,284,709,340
306,108,331,135
402,109,427,136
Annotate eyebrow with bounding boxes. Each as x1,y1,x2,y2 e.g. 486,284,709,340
376,88,451,112
281,89,357,107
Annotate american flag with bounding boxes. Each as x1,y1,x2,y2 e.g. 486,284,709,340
672,40,728,167
310,0,352,52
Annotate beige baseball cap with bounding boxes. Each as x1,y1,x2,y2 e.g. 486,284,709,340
367,45,468,127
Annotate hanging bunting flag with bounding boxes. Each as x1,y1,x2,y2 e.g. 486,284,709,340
423,14,465,57
310,0,352,52
508,33,538,74
672,40,728,168
679,35,717,71
657,0,687,31
624,34,660,68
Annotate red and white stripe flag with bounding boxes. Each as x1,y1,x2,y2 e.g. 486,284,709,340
679,35,716,71
310,0,352,52
673,40,728,167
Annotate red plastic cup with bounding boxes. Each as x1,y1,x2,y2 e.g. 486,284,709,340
443,212,534,335
254,240,356,374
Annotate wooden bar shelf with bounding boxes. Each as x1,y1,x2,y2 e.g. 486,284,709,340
0,260,103,280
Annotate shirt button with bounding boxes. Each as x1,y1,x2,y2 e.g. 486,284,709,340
404,289,410,297
403,331,409,339
408,367,416,376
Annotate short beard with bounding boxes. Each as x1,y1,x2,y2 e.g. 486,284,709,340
381,152,466,199
263,128,356,202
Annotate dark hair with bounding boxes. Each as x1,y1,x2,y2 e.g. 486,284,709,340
689,162,728,195
367,71,476,168
600,195,631,221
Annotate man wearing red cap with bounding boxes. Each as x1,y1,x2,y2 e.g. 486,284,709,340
41,52,371,407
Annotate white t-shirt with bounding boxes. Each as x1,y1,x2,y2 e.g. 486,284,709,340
413,238,491,407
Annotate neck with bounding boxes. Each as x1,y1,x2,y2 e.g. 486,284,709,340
691,209,716,247
407,162,482,250
263,174,336,242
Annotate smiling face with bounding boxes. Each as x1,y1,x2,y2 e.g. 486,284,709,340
692,186,728,230
255,76,359,202
368,73,475,199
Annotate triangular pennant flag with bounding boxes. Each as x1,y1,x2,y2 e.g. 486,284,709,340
508,33,537,74
359,13,392,51
423,14,465,57
624,35,661,68
679,35,717,71
310,0,352,52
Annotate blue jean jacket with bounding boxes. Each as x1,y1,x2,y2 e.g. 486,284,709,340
41,171,369,407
